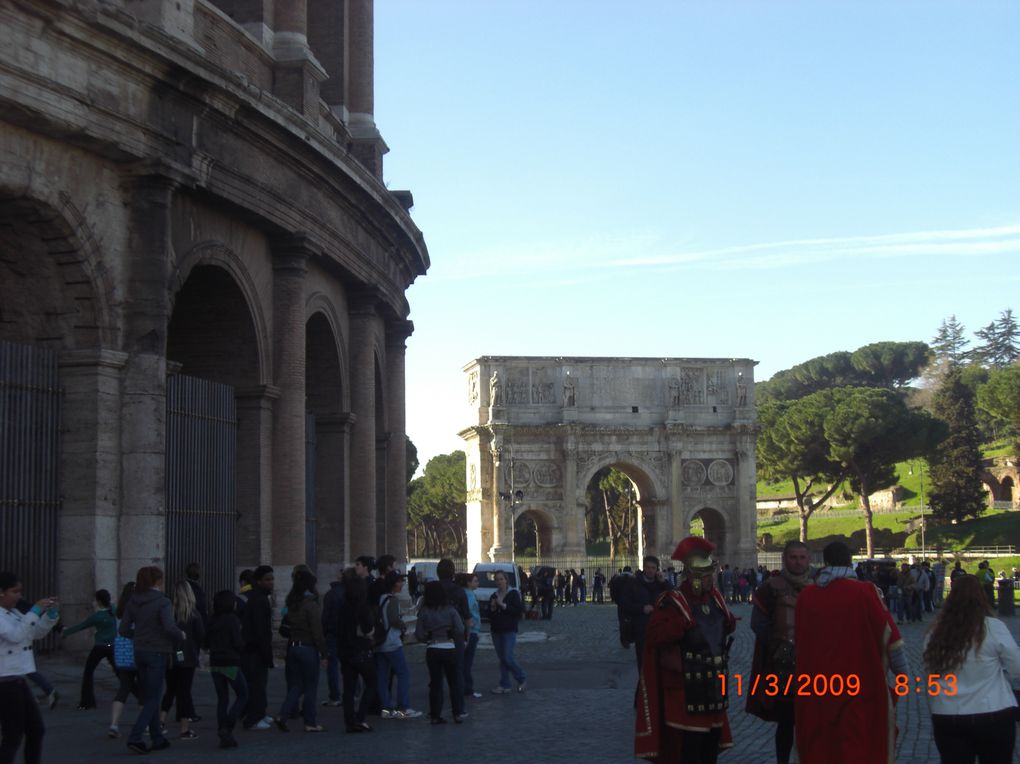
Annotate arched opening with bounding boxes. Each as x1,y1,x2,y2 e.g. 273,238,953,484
584,463,661,564
305,312,345,570
689,507,728,562
513,508,553,561
167,264,262,597
1002,476,1014,504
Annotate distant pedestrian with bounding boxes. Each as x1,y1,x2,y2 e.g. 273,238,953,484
159,580,205,740
618,557,670,671
61,589,117,710
458,573,483,700
489,571,527,695
610,566,635,647
578,568,587,604
119,566,187,755
0,570,60,764
206,590,248,748
415,581,466,724
592,569,605,604
924,574,1020,763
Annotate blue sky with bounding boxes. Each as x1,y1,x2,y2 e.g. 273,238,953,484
373,1,1020,467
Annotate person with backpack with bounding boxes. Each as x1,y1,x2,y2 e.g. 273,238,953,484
206,590,248,748
108,582,140,739
374,571,421,720
274,569,327,733
415,581,466,724
61,588,117,710
159,580,205,741
337,567,377,733
592,569,606,604
320,567,344,708
489,570,527,694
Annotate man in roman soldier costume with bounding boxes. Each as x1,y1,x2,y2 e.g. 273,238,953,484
635,536,736,764
746,540,812,764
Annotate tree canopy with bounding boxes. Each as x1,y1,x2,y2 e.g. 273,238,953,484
407,450,466,557
927,368,987,523
977,365,1020,458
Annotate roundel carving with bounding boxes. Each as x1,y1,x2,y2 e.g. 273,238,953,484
708,459,734,486
533,462,561,488
512,461,531,486
681,460,707,486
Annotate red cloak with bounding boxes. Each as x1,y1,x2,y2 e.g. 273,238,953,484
794,577,902,764
635,583,737,761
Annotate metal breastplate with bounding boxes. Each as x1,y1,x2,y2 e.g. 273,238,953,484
680,599,729,714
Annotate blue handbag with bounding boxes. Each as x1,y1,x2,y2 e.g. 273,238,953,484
113,633,135,670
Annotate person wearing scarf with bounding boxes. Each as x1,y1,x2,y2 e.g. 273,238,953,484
746,541,812,764
793,542,909,764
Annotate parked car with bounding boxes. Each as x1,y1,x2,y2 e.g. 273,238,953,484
472,562,525,619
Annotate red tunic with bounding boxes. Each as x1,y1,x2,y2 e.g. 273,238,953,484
793,578,902,764
635,583,737,761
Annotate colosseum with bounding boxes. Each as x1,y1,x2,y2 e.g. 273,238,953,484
0,0,429,624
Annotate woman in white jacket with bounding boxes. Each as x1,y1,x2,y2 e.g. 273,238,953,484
924,574,1020,764
0,570,60,764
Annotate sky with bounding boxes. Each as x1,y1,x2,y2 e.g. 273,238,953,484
373,0,1020,469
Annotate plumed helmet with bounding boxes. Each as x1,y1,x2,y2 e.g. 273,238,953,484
671,536,718,573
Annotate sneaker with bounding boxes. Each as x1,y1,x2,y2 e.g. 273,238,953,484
470,692,483,699
108,726,120,739
77,702,95,711
150,738,171,751
358,722,373,732
126,740,149,754
188,716,202,723
251,719,273,730
491,686,511,694
517,681,527,693
304,725,325,732
397,708,422,719
454,712,469,723
321,699,342,707
380,709,394,720
273,718,289,733
429,717,447,725
47,690,59,711
179,730,198,741
159,724,167,736
262,715,274,725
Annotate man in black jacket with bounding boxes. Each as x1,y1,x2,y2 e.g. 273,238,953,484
619,556,669,670
240,565,274,730
437,559,472,708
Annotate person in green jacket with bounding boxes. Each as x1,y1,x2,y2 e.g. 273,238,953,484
62,589,117,709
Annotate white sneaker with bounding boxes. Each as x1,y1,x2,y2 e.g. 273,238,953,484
262,716,274,725
517,681,527,693
491,687,511,694
397,708,422,719
471,692,483,699
252,719,272,730
380,709,394,720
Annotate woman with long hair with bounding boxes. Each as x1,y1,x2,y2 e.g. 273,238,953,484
118,566,186,754
61,589,116,710
274,569,327,732
414,580,465,724
489,570,526,694
159,580,205,740
108,582,139,738
923,574,1020,763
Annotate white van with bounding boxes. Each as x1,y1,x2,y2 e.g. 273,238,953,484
472,562,524,619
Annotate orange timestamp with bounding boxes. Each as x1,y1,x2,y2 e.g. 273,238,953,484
893,674,958,696
719,673,861,697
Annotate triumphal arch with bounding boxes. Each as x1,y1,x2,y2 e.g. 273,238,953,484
460,357,758,568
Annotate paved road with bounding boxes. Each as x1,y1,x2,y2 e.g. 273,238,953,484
32,601,1020,762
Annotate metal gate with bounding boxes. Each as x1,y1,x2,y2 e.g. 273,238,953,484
0,341,60,608
165,374,237,605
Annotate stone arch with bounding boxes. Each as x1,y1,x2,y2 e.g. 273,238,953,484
305,292,350,410
687,506,729,563
579,455,668,560
1002,476,1015,504
0,193,114,350
169,242,270,385
514,506,557,559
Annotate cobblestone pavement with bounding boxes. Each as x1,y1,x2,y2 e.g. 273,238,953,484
33,602,1020,763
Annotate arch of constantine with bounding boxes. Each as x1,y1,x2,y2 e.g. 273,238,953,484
460,357,758,569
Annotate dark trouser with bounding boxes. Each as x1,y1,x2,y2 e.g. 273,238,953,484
0,678,44,764
681,727,722,764
79,644,115,707
593,585,604,603
240,652,269,727
425,648,463,719
633,622,648,671
325,634,341,702
540,594,554,620
339,649,376,727
114,669,138,704
128,650,167,745
211,670,248,731
932,708,1016,764
279,645,320,727
25,673,52,696
774,700,795,764
463,633,479,695
160,665,196,720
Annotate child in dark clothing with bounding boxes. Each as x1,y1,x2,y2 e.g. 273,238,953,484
207,590,248,748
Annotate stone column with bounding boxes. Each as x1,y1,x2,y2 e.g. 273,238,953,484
347,0,385,177
314,412,353,578
488,444,506,561
669,437,686,543
118,167,181,585
384,320,413,563
270,236,310,566
348,293,379,557
57,349,127,633
235,384,279,567
272,0,327,119
734,425,758,569
561,434,583,557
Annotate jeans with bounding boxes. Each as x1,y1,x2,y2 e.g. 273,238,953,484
932,708,1016,764
0,678,44,764
425,648,463,719
79,644,115,707
324,634,341,701
375,648,411,710
161,665,196,721
211,670,248,731
593,585,604,604
278,645,320,727
540,594,554,620
340,649,376,727
240,651,269,727
462,633,479,695
491,630,526,688
128,650,167,745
